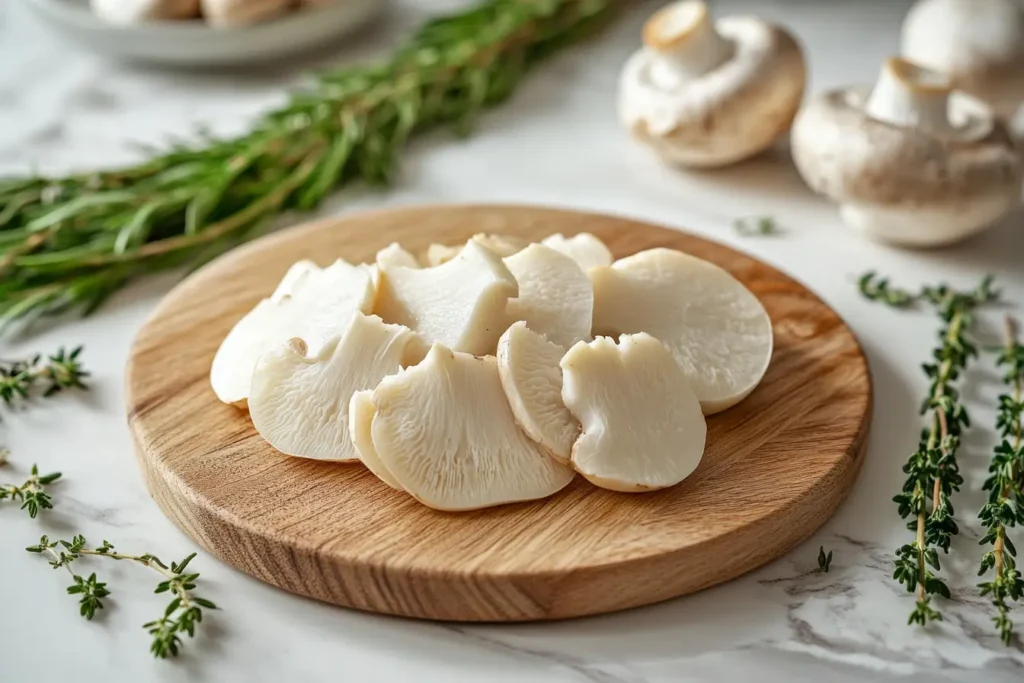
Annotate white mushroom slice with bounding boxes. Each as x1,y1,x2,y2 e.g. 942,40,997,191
91,0,199,24
348,390,404,491
201,0,290,26
541,233,613,272
375,243,418,270
210,259,374,406
423,233,527,267
561,333,706,492
249,313,418,462
901,0,1024,120
271,260,318,302
497,322,578,464
591,248,772,415
619,0,806,168
791,57,1023,247
371,345,576,511
504,244,593,349
374,240,518,356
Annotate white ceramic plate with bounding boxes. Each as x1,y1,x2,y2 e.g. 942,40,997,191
26,0,385,66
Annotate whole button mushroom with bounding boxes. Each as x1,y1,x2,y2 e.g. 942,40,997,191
619,0,806,168
901,0,1024,121
792,57,1023,248
91,0,200,24
201,0,291,27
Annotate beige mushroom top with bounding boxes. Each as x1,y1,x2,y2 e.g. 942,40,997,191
792,58,1021,209
619,0,804,138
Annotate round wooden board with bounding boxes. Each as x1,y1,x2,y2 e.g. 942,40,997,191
127,205,871,622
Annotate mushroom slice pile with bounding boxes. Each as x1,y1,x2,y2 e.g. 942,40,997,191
504,244,593,348
561,333,707,492
374,240,518,356
425,233,527,267
370,345,576,511
349,390,404,490
211,259,375,406
248,313,419,462
497,322,578,464
540,233,613,272
591,248,772,414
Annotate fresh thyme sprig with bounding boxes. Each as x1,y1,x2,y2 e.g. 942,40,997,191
978,316,1024,645
0,463,61,517
733,215,778,236
27,535,217,658
861,273,999,626
0,0,619,333
0,346,89,409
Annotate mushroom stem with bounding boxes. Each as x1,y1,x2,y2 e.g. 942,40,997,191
865,57,956,134
643,1,733,87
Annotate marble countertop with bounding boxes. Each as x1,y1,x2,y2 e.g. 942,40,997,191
2,0,1023,681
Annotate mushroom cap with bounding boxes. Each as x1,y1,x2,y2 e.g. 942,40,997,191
504,244,594,349
374,240,519,356
248,313,419,462
591,248,772,415
620,15,806,167
901,0,1024,114
560,333,707,492
91,0,199,23
370,344,576,511
540,233,613,272
210,259,375,406
792,87,1022,245
497,321,579,464
348,390,404,490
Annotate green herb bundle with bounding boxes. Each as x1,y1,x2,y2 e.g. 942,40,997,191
0,0,617,332
978,317,1024,645
859,273,999,625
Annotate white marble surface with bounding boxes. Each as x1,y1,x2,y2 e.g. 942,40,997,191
1,0,1023,681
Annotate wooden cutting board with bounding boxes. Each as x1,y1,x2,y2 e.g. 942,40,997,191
126,205,871,622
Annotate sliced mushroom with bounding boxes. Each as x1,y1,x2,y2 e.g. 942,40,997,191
374,240,518,356
370,344,576,511
591,248,772,415
424,233,527,267
497,322,578,464
619,0,806,167
271,260,318,302
91,0,200,23
349,390,404,491
504,244,593,349
540,233,613,272
201,0,290,26
561,333,706,492
248,313,419,462
902,0,1024,120
791,57,1023,247
210,259,374,406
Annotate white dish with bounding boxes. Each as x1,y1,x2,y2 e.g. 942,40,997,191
26,0,385,66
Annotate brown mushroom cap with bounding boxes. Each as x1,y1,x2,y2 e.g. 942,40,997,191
792,87,1022,210
621,16,806,167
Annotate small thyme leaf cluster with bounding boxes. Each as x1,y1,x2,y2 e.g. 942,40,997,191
860,273,998,626
733,215,778,236
978,317,1024,645
27,535,217,658
0,346,89,409
0,464,61,518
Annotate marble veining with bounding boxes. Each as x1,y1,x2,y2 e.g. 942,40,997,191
1,0,1023,681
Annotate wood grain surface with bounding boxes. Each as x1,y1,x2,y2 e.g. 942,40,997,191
126,205,872,622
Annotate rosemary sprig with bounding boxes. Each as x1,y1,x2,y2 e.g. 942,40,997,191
979,316,1024,645
0,346,89,409
27,535,217,658
862,273,998,625
733,215,778,236
0,0,618,333
0,464,61,517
